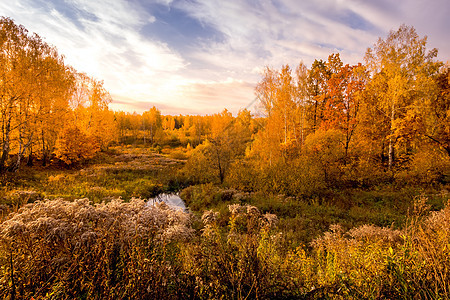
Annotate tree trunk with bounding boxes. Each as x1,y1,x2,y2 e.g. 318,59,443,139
313,99,318,133
215,145,224,184
42,129,47,166
300,104,305,147
13,132,33,172
388,101,395,170
284,108,287,144
0,118,11,172
13,136,23,172
27,147,33,166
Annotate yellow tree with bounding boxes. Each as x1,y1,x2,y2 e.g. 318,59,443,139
54,75,115,164
294,62,309,147
185,109,248,184
162,115,175,131
188,116,205,146
53,126,99,165
417,64,450,156
253,65,301,164
74,76,116,150
255,67,278,118
363,24,440,169
33,59,74,166
208,109,235,183
307,59,330,134
142,106,162,145
0,17,73,171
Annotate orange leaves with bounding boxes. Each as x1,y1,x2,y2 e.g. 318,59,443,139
0,17,75,170
54,126,100,165
321,63,367,156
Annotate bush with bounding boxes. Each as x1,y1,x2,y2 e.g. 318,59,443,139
54,126,100,166
168,150,188,160
181,204,288,299
401,148,450,185
180,183,224,211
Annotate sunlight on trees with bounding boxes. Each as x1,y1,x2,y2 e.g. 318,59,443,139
1,17,450,299
0,17,74,170
363,24,441,170
2,17,447,194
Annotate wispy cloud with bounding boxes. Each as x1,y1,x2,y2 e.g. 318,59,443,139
0,0,448,115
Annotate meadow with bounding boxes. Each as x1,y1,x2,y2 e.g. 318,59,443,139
0,146,449,299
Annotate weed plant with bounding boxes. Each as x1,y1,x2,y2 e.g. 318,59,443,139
1,196,450,299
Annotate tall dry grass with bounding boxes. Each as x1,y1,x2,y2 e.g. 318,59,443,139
0,198,193,299
1,195,450,299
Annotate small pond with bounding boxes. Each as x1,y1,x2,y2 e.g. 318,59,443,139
147,193,186,211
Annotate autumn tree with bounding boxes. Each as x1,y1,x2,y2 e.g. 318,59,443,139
304,129,345,185
54,74,116,163
307,59,330,134
417,65,450,156
184,109,250,184
53,126,99,165
253,64,303,164
0,17,74,171
323,63,367,157
142,106,162,145
115,111,130,142
294,62,309,147
207,109,238,183
188,116,206,147
363,24,440,169
162,115,175,131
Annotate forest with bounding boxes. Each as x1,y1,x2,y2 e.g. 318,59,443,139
1,16,450,299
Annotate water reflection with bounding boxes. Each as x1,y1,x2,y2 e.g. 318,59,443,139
147,193,186,211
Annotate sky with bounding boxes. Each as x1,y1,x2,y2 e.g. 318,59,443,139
1,0,449,115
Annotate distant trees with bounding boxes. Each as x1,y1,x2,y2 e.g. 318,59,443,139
115,107,164,146
116,24,447,194
183,109,254,184
142,106,162,145
232,24,449,194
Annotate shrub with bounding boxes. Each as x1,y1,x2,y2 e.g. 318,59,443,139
54,126,100,166
403,148,450,185
180,183,225,212
168,150,187,160
182,204,289,299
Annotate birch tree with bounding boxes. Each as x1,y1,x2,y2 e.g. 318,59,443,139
364,24,439,169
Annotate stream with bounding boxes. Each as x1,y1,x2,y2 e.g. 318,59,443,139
147,193,186,211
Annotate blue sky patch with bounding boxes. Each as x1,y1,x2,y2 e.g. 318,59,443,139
43,0,98,31
338,9,374,31
139,3,225,51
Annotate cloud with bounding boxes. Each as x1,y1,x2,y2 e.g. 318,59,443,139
178,78,255,113
173,0,380,73
1,0,448,116
109,95,180,114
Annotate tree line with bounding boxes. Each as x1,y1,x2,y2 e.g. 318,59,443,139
2,17,449,192
181,25,449,192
